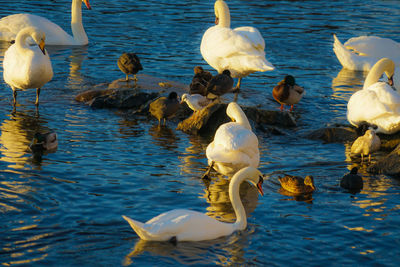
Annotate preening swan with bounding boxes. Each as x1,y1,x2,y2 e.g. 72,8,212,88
347,58,400,134
203,102,259,178
333,34,400,89
200,0,274,90
122,166,264,242
3,27,53,106
0,0,91,45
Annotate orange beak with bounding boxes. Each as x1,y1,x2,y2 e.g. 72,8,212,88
84,0,92,10
257,176,264,196
38,39,46,55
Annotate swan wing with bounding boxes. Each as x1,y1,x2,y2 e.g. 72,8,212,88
367,82,400,110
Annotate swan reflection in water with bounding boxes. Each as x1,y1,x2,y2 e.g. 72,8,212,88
123,226,256,266
331,68,365,103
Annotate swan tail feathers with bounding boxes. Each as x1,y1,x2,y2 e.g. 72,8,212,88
122,215,151,240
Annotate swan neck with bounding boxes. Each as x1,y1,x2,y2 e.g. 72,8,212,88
233,110,251,130
363,58,395,89
216,0,230,28
229,170,248,231
15,28,31,54
71,0,88,44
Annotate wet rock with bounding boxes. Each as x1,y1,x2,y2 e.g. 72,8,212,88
367,144,400,176
306,127,357,143
177,101,296,136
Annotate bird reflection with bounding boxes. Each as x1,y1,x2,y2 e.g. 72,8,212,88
331,68,365,102
118,118,144,138
0,109,52,169
278,188,313,203
148,124,179,151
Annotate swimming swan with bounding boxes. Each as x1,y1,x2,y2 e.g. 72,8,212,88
203,102,259,178
0,0,91,45
347,58,400,134
333,34,400,89
122,166,264,242
200,0,274,90
3,27,53,106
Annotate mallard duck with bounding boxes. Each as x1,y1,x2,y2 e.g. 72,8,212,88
181,93,211,112
205,69,234,99
3,26,53,106
149,92,180,125
118,53,143,82
189,66,213,96
350,129,381,163
340,167,363,191
29,131,58,153
278,175,315,194
272,75,304,111
122,166,263,242
200,0,274,91
0,0,91,45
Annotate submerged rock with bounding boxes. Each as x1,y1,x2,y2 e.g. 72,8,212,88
367,144,400,176
306,127,357,143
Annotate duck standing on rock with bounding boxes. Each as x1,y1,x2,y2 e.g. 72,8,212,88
118,53,143,83
340,167,363,191
278,175,315,194
272,75,304,112
350,129,381,163
205,69,234,99
149,92,180,126
189,66,213,96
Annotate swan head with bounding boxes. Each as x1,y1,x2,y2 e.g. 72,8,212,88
28,27,46,55
304,175,315,190
235,167,264,196
83,0,92,10
364,58,395,89
214,0,230,27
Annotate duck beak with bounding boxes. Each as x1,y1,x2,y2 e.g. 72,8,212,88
38,39,46,55
83,0,92,10
257,176,264,196
388,76,394,87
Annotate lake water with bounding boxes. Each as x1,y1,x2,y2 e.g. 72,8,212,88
1,0,400,266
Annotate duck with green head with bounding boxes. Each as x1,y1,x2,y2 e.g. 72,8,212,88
272,75,304,112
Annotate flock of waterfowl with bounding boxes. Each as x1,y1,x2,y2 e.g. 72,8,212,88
1,0,399,243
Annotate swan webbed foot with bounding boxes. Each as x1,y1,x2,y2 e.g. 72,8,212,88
169,236,177,245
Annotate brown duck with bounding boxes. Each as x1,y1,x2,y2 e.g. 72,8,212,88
118,53,143,82
205,69,234,98
273,75,304,111
149,92,180,125
278,175,315,194
189,66,213,96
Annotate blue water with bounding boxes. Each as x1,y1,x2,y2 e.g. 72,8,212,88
1,0,400,266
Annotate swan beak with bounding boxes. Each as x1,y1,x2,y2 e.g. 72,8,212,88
257,176,264,196
388,76,394,87
215,16,219,25
38,39,46,55
83,0,92,10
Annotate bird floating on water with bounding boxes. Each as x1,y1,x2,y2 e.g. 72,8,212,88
272,75,304,112
122,166,264,242
3,26,53,106
350,129,381,163
118,53,143,83
0,0,91,45
340,167,363,192
29,131,58,154
149,92,180,126
278,175,315,194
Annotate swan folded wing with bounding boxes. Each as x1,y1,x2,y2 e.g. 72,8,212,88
367,82,400,110
233,26,265,52
212,123,259,152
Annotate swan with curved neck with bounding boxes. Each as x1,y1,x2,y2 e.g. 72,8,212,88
122,167,264,242
0,0,91,45
347,58,400,134
203,102,259,178
3,26,53,106
200,0,274,91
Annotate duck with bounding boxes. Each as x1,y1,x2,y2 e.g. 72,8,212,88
149,92,180,125
203,102,259,178
200,0,274,91
272,75,304,111
347,58,400,134
181,93,211,112
122,166,264,242
29,131,58,154
340,167,363,191
350,129,381,163
0,0,91,46
205,69,234,99
3,26,53,106
189,66,213,96
278,175,315,194
333,34,400,89
118,53,143,82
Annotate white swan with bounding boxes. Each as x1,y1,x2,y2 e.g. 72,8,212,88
204,102,259,178
122,166,264,242
3,26,53,106
0,0,91,45
333,34,400,89
347,58,400,134
200,0,274,90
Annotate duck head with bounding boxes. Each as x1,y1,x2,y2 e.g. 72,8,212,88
304,175,315,190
